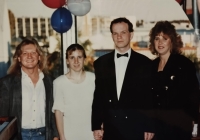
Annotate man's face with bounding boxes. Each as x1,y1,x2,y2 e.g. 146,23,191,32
18,44,40,71
111,22,133,53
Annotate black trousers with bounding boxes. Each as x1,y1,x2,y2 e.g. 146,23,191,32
153,119,192,140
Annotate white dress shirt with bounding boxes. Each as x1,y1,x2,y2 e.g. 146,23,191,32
21,69,46,129
114,49,131,99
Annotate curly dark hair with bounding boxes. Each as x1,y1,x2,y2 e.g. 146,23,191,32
110,17,134,33
149,21,183,55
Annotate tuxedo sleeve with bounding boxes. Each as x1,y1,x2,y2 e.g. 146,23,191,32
92,60,105,131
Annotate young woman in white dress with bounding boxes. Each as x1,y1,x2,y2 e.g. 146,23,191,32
52,44,95,140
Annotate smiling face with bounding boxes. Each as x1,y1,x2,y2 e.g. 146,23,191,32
111,22,133,53
18,44,40,71
66,50,85,72
154,32,172,57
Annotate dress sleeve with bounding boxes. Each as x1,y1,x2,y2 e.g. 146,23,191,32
186,61,200,123
52,78,64,113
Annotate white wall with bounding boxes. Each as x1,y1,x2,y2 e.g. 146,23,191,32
0,0,11,62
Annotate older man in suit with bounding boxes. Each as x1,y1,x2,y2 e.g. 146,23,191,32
0,38,58,140
92,17,154,140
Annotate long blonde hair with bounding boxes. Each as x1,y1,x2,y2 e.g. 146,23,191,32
7,38,48,75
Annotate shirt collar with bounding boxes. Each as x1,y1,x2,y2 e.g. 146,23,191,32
21,68,44,80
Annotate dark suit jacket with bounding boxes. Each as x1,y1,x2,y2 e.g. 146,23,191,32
151,54,200,131
0,73,58,140
92,49,154,140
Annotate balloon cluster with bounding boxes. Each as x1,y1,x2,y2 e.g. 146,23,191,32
42,0,91,33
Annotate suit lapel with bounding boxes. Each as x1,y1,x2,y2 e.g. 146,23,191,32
11,75,22,128
43,75,50,106
119,50,137,101
163,54,174,72
107,51,118,102
42,75,51,125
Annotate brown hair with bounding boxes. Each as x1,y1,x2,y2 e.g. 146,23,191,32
66,44,86,59
149,21,183,55
110,17,134,33
7,38,48,75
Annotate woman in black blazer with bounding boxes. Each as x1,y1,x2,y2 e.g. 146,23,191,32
149,21,200,140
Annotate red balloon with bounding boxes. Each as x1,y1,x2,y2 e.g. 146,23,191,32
42,0,66,9
176,0,182,4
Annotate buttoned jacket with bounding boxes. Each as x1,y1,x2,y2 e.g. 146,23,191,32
92,49,154,139
151,54,200,122
0,73,58,140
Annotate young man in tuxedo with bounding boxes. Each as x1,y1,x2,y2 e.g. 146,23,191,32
92,17,154,140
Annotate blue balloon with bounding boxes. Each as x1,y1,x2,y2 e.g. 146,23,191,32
51,7,73,33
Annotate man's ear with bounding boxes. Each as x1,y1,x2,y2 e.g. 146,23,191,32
130,32,134,40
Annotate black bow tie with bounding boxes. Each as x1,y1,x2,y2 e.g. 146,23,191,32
117,53,128,58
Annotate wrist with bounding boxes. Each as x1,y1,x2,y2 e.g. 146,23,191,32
60,135,66,140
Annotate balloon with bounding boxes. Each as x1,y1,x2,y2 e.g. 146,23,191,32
67,0,91,16
175,0,183,5
42,0,66,9
51,7,73,33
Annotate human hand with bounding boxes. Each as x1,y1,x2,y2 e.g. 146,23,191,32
93,130,103,140
192,124,198,137
144,132,154,140
58,135,66,140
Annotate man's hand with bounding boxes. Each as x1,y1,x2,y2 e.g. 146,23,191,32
144,132,154,140
93,130,103,140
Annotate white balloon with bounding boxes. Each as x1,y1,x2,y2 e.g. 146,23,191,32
68,0,91,16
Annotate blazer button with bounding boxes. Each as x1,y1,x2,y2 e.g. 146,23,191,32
109,100,111,102
125,116,128,119
165,86,168,90
170,75,175,80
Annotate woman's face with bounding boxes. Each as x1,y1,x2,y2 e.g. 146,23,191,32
66,49,85,72
154,32,172,56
